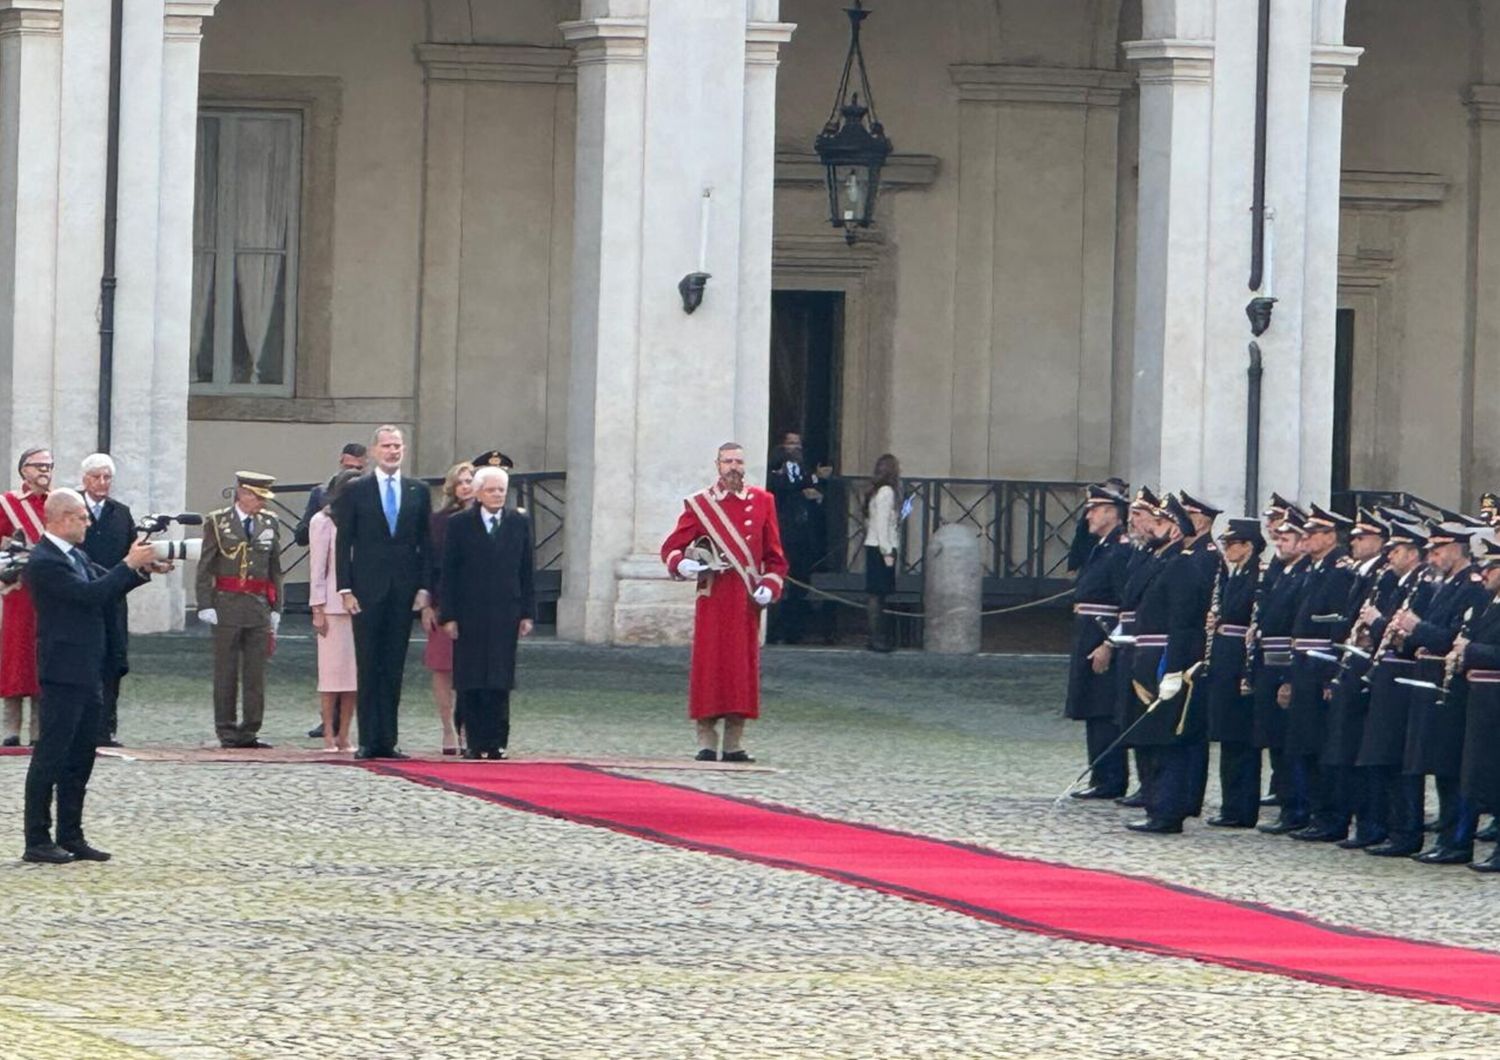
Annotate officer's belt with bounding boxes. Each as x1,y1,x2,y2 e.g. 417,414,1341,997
1260,637,1292,650
1467,670,1500,684
1379,654,1414,666
1134,634,1168,647
1215,624,1250,639
215,576,277,604
1293,638,1333,652
1073,604,1120,618
1119,610,1136,623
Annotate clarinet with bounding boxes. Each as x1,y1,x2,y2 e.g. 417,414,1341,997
1201,561,1224,679
1343,564,1387,653
1437,606,1477,708
1239,569,1263,697
1365,565,1427,684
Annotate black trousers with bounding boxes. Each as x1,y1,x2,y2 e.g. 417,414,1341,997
1142,742,1198,823
1217,741,1262,824
24,681,103,848
1434,775,1478,850
1346,765,1387,843
352,599,416,755
1187,741,1210,817
1084,716,1127,795
102,670,122,739
1381,769,1425,849
460,689,511,753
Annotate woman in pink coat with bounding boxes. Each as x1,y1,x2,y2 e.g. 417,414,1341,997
309,470,362,751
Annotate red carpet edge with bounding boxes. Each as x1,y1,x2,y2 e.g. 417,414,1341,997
362,760,1500,1014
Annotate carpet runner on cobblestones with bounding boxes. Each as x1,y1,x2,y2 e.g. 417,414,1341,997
370,760,1500,1014
0,746,29,756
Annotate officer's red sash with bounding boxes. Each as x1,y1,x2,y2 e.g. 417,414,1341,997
686,490,759,596
0,491,43,544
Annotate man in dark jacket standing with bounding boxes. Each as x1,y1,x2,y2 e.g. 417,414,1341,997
440,466,535,759
21,490,159,864
334,425,432,760
79,453,135,746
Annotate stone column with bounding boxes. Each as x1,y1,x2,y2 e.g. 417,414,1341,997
557,1,793,645
1468,84,1500,499
1123,7,1215,493
0,0,63,466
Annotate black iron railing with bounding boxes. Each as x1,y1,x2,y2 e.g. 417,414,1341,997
1331,489,1444,520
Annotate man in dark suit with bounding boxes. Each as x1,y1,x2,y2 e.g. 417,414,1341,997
21,489,160,864
79,453,135,746
293,442,367,548
333,425,431,760
440,467,535,759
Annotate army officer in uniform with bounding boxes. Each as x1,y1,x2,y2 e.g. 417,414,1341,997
197,472,283,749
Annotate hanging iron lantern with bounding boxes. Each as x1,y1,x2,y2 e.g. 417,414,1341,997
813,1,892,245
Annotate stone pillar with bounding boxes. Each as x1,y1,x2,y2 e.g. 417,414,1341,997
558,1,794,645
1468,84,1500,499
1123,7,1215,494
0,0,64,466
923,524,981,655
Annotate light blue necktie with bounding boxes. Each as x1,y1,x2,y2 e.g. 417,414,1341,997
383,476,399,535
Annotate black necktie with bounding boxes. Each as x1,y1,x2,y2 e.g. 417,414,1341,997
244,516,253,540
70,549,89,579
488,515,500,537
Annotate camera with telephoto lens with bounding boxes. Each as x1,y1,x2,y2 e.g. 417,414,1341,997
0,531,30,586
135,512,205,563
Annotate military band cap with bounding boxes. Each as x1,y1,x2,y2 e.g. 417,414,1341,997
1350,507,1389,539
1219,518,1265,550
1084,484,1129,511
1132,486,1163,513
1384,520,1429,549
471,449,515,470
234,471,276,499
1469,528,1500,566
1276,507,1308,535
1427,520,1481,547
1378,505,1422,527
1262,491,1296,519
1176,491,1222,519
1304,503,1351,533
1163,493,1196,537
1437,506,1488,528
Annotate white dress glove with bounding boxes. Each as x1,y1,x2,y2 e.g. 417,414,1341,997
198,608,218,626
269,612,281,633
677,558,707,577
752,586,773,607
1157,672,1184,701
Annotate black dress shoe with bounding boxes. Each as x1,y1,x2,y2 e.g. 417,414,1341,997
694,749,718,762
462,748,483,760
308,723,326,739
1290,825,1348,843
1126,817,1183,835
101,739,124,749
1071,786,1125,801
1365,839,1422,857
1414,845,1474,865
1477,820,1500,843
1,736,18,748
1259,793,1281,807
1336,833,1386,850
60,841,111,862
1114,789,1146,808
484,748,507,761
1206,816,1255,829
1468,852,1500,873
22,843,75,864
721,750,755,763
386,751,411,761
1257,817,1308,835
353,748,376,760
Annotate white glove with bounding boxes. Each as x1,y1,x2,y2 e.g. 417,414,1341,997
752,586,773,607
677,558,707,577
198,608,218,626
1157,672,1184,701
269,612,281,633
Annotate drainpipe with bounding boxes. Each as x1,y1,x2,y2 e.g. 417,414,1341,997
97,0,124,453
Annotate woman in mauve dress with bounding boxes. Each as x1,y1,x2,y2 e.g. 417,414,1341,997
308,470,363,751
423,462,474,754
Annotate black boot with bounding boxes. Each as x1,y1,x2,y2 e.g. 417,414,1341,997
866,597,893,653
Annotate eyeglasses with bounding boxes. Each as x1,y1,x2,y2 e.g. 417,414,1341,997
23,463,53,471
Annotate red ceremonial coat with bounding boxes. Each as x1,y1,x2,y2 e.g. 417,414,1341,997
0,489,46,696
661,484,789,720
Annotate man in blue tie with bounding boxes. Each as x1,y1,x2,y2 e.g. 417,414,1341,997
196,472,284,748
333,425,432,759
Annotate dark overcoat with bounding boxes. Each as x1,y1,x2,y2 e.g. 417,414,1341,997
1251,556,1306,749
1459,594,1500,810
1403,564,1489,777
1284,548,1356,758
1320,558,1393,766
1205,562,1258,743
1129,541,1209,746
83,496,135,678
439,506,535,692
1356,568,1436,767
1064,528,1131,721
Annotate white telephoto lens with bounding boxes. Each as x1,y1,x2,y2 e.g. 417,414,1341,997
151,539,202,562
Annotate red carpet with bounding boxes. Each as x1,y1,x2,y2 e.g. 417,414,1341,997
369,760,1500,1013
0,746,29,756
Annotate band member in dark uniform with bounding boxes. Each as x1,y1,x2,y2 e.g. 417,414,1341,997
1124,495,1210,835
1204,518,1263,827
1255,509,1312,834
1456,531,1500,871
1064,485,1133,799
1114,488,1165,809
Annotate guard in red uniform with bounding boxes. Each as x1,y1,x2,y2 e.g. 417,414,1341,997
661,442,788,763
0,446,52,746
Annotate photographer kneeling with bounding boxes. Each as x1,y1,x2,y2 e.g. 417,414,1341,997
21,489,164,864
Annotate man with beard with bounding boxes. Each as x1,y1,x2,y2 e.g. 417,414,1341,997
1390,517,1490,864
1254,509,1312,833
1203,518,1264,827
766,431,828,645
1358,519,1436,857
662,442,789,762
1113,487,1165,808
0,446,53,746
1063,484,1132,799
1124,494,1209,835
1455,531,1500,871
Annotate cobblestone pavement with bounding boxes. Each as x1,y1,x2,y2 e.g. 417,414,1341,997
0,629,1497,1058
